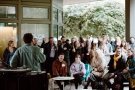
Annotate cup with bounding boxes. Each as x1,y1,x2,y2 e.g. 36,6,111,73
40,48,44,53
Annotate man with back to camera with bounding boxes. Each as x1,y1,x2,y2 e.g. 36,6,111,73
10,33,46,71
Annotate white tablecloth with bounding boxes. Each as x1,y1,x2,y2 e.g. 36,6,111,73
52,76,74,81
50,76,74,90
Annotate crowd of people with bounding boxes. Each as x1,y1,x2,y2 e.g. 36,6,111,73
1,33,135,90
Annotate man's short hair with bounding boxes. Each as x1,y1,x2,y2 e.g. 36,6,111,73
23,33,33,43
58,52,64,56
61,36,65,39
49,37,53,39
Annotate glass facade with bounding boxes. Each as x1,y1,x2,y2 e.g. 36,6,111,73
58,10,63,24
0,5,17,58
0,6,16,18
53,8,58,22
23,7,48,19
53,25,58,39
0,23,17,58
52,8,63,40
0,0,63,58
59,26,63,36
21,24,49,45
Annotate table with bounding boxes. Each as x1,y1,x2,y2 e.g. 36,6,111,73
0,68,31,73
0,68,48,90
52,76,74,90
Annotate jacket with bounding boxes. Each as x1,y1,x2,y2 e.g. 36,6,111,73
3,47,17,65
70,61,86,76
52,59,67,77
43,42,57,59
127,55,135,78
108,55,126,74
10,44,46,71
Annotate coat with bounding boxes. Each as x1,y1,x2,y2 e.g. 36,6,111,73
3,47,17,65
108,55,126,74
127,55,135,78
52,59,67,77
43,42,57,59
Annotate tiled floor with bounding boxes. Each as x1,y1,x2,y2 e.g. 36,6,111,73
52,84,129,90
65,85,129,90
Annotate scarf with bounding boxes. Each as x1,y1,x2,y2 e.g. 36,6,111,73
113,54,121,69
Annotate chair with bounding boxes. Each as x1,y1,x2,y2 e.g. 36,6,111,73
48,78,59,90
83,64,93,81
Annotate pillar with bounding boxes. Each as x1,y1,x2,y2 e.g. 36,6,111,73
126,0,135,41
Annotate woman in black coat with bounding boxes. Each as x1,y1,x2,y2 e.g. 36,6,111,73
3,40,17,67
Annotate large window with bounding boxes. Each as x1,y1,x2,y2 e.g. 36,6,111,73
0,6,16,18
0,23,17,57
23,7,48,19
58,10,63,24
0,1,63,59
59,26,63,36
21,24,49,45
53,25,58,38
53,8,58,22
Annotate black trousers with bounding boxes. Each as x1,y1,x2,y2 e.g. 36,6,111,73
103,72,125,90
56,80,63,90
43,57,54,76
73,74,83,89
84,74,103,89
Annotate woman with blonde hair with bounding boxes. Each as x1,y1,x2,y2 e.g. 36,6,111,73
89,49,104,77
84,41,104,89
3,40,17,67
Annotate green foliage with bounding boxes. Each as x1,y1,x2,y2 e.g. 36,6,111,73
63,1,125,38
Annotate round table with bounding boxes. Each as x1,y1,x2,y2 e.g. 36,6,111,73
52,76,74,90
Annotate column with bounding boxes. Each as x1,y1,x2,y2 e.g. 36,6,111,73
130,0,135,37
126,0,135,41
